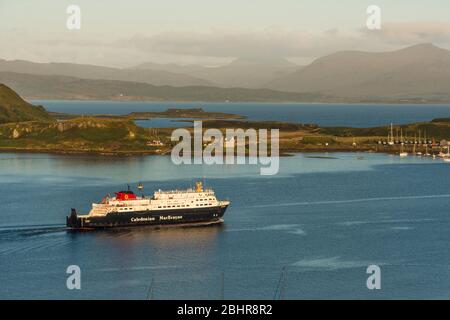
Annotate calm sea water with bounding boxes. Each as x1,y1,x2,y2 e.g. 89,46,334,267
0,152,449,299
33,100,450,128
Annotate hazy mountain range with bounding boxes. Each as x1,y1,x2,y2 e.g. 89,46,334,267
266,43,450,98
1,43,450,102
0,59,212,87
0,72,325,102
130,57,300,88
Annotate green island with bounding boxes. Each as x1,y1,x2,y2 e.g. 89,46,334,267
50,108,245,121
1,83,449,156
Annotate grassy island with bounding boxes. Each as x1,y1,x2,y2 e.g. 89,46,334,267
1,83,449,156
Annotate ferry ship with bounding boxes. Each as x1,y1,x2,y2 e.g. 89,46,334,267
66,182,229,230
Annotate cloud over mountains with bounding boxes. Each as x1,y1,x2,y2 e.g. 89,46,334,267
3,21,450,67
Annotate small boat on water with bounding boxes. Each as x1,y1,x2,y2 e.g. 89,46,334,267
443,147,450,162
399,144,408,157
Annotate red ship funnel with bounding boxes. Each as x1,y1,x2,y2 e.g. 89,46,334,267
115,191,137,201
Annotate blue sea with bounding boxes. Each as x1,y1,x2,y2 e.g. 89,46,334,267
1,102,450,299
1,152,450,299
33,100,450,128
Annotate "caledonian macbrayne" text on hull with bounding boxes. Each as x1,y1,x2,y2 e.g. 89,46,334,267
66,182,229,230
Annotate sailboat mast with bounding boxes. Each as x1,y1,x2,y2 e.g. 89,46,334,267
391,122,394,142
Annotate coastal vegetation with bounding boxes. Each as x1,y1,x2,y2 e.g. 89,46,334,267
0,117,169,155
0,84,53,123
0,83,449,156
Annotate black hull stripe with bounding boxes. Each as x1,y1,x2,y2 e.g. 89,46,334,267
67,205,228,229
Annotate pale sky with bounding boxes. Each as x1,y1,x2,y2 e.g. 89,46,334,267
1,0,450,67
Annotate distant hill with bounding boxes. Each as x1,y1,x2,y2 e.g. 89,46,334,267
266,43,450,98
130,58,300,88
0,83,52,124
0,71,327,102
0,59,212,87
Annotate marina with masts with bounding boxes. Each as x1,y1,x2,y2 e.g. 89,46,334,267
378,123,450,161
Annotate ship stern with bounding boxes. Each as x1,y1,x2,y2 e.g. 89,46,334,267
66,208,81,229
